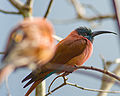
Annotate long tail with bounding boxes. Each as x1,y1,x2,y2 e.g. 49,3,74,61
22,69,55,96
25,80,43,96
0,64,14,84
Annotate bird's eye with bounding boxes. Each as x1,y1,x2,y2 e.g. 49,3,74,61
11,30,24,43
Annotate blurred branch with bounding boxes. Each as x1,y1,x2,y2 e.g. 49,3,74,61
52,0,115,24
98,57,120,96
9,0,23,10
112,0,120,32
7,0,33,17
71,0,85,18
44,0,54,18
25,0,34,8
0,9,20,15
36,81,46,96
71,0,116,21
0,52,5,54
52,14,115,24
5,78,11,96
52,35,63,42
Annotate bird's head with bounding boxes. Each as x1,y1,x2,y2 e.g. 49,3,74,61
75,27,117,43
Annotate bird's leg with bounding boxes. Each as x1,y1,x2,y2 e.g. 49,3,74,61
48,72,68,92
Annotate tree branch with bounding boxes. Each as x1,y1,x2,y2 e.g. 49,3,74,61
0,52,5,54
98,57,120,96
52,14,115,24
9,0,23,10
67,82,120,93
46,73,120,96
0,9,20,15
52,35,63,42
25,0,34,8
44,0,54,18
36,81,46,96
8,0,33,18
74,66,120,81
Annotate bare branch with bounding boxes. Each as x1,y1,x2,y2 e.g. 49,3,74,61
48,73,66,92
9,0,23,10
0,52,5,54
36,81,46,96
52,14,115,24
67,82,120,93
71,0,86,18
0,9,20,15
46,76,67,96
52,35,63,42
112,0,120,32
46,73,120,96
52,0,115,25
98,57,120,96
25,0,34,8
44,0,54,18
5,78,12,96
84,15,115,21
75,66,120,81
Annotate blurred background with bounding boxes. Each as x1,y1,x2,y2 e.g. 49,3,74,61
0,0,119,96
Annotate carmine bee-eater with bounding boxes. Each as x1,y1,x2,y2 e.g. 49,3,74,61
22,27,117,96
0,18,56,84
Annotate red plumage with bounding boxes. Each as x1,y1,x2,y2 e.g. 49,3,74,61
23,30,93,96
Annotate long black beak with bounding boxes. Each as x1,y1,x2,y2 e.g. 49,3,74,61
91,31,117,37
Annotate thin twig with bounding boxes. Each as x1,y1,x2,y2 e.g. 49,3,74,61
9,0,23,10
9,0,33,18
52,35,63,42
67,82,120,93
25,0,34,8
112,0,120,49
52,15,115,24
0,9,20,15
46,73,120,96
45,76,67,96
71,0,86,18
44,0,54,18
75,66,120,81
48,73,66,92
0,52,5,54
84,15,115,21
5,77,12,96
98,56,120,96
112,0,120,32
48,64,120,82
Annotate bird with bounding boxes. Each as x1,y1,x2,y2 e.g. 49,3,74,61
22,27,117,96
0,18,56,84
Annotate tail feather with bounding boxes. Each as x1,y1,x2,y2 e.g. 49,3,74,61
0,64,14,84
25,80,42,96
23,69,55,96
22,72,33,83
23,78,35,88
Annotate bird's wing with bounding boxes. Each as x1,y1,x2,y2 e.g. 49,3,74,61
51,36,87,65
